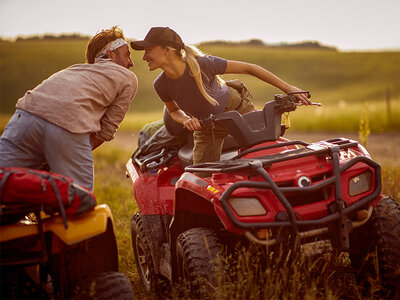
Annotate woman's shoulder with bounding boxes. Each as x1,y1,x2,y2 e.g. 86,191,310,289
153,71,168,90
154,71,166,83
196,55,225,64
196,55,227,74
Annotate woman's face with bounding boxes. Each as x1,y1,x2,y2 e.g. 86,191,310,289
142,45,168,71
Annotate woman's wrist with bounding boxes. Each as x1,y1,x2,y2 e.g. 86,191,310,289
183,116,191,125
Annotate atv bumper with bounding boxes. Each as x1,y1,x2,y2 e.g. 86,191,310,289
186,139,382,249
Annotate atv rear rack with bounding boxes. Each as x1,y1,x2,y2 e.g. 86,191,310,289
0,208,49,266
185,138,382,249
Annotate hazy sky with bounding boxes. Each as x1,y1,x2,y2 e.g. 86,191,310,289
0,0,399,51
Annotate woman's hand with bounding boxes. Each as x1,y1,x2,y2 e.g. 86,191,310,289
183,116,202,131
284,85,312,105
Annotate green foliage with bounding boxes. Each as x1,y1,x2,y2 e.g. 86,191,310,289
199,39,336,50
15,33,91,41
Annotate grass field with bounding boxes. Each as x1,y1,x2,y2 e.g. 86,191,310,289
116,98,400,133
1,39,399,132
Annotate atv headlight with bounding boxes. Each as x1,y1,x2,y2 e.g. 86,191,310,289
229,197,267,216
348,171,372,197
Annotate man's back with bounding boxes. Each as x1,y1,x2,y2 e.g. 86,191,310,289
16,59,137,141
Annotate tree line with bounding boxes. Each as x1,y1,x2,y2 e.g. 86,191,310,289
199,39,337,50
0,33,91,42
0,34,336,50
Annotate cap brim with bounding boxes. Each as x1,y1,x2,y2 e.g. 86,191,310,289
130,40,155,50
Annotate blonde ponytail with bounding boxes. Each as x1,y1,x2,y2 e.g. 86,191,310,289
180,45,224,106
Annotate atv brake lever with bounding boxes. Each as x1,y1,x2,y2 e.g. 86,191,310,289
286,91,321,106
295,102,322,106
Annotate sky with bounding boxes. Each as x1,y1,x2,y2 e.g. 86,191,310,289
0,0,399,51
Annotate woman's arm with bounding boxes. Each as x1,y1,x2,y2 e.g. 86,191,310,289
225,60,312,105
165,101,202,131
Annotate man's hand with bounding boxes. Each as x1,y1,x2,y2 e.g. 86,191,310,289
90,133,104,150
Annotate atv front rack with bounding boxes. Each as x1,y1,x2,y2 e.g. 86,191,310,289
185,138,382,249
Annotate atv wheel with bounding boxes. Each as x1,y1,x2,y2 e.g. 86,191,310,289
176,227,223,298
91,272,135,300
349,196,400,295
130,212,163,294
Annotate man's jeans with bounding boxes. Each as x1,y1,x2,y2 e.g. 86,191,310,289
0,109,94,190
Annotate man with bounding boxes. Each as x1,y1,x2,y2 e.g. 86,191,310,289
0,26,138,190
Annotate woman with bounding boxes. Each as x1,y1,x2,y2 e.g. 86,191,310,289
131,27,311,174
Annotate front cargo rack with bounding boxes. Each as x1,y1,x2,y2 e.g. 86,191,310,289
185,138,382,249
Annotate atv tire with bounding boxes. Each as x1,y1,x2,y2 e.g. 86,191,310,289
349,196,400,296
176,227,223,298
130,212,164,294
91,271,135,300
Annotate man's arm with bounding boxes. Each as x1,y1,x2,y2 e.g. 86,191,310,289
95,74,138,142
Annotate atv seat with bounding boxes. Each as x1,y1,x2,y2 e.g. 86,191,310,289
176,134,240,168
215,100,282,148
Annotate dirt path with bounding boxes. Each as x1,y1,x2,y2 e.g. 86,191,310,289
108,130,400,167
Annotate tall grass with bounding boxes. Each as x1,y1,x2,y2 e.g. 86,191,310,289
91,148,142,295
382,167,400,201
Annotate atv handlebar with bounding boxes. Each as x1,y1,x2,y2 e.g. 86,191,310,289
274,92,321,114
287,91,321,106
200,91,320,127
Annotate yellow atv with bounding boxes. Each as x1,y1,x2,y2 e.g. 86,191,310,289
0,167,134,299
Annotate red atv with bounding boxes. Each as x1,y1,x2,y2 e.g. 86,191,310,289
126,93,400,297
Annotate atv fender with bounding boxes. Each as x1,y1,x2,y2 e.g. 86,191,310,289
0,204,114,246
174,173,216,216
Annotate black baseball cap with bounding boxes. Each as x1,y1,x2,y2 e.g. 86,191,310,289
130,27,184,50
